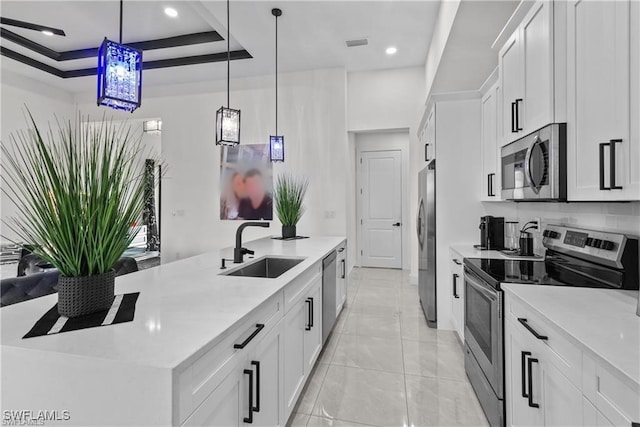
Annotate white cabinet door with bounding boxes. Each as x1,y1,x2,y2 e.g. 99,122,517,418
481,82,501,200
283,300,306,419
499,30,523,145
303,283,322,374
449,255,464,341
251,320,283,427
567,0,635,201
521,1,554,134
183,365,245,427
336,245,347,313
505,320,544,427
539,358,583,426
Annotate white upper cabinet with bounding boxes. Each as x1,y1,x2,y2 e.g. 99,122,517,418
481,74,502,201
566,0,640,201
499,1,554,145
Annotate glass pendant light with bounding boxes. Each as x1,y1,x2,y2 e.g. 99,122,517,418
97,0,143,113
269,8,284,162
216,0,241,146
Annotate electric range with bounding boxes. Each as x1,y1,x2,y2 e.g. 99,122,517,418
462,224,639,427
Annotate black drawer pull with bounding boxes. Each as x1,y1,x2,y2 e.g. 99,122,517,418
453,259,462,265
527,357,540,408
453,274,460,299
308,297,314,327
511,101,517,133
521,351,531,398
515,98,523,131
518,318,548,340
305,299,312,331
251,361,260,412
341,259,346,279
234,324,265,349
243,369,254,423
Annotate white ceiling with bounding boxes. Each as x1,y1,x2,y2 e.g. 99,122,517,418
0,0,441,94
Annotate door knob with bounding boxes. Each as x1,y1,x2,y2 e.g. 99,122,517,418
392,222,401,227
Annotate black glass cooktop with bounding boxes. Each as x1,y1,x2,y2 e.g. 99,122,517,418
464,251,625,290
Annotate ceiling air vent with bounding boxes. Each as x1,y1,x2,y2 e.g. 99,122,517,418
346,38,368,48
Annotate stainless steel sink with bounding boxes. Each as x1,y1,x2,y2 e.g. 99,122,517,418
221,257,305,278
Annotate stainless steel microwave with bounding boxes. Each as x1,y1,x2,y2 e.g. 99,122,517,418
501,123,566,201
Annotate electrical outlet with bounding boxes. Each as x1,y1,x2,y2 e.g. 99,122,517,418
534,217,542,232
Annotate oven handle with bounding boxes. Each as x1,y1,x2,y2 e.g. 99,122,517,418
464,269,499,301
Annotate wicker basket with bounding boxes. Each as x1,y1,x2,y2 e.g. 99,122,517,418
58,270,115,317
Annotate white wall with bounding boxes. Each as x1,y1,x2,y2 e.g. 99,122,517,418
483,201,640,254
347,67,425,275
354,131,411,271
75,68,348,263
0,72,76,242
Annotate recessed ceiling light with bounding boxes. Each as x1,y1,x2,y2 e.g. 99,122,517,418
41,30,54,36
386,46,397,55
164,7,178,18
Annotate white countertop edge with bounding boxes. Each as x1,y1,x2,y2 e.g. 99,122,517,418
450,244,543,261
502,284,640,390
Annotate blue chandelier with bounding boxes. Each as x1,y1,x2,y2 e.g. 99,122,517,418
269,8,284,162
97,0,142,113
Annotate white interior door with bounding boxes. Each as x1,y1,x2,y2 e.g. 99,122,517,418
358,150,402,269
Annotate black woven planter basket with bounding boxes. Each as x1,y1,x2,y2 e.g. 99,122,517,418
282,225,296,239
58,270,115,317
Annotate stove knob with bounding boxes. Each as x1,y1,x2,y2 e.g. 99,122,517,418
600,240,615,251
592,239,603,248
585,237,594,247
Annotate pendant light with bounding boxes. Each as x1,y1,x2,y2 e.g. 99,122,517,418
216,0,241,146
97,0,143,113
269,8,284,162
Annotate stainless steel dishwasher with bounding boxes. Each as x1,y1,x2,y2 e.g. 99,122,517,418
322,250,337,344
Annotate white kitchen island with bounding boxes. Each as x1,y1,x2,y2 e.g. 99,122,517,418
1,236,346,426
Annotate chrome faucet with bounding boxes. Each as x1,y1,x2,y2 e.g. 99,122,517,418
234,222,270,263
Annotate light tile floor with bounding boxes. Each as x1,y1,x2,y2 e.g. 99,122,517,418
288,267,489,427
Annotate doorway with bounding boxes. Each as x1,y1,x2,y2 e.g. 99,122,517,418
356,132,409,269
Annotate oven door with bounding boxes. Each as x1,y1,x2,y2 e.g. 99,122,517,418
464,268,503,399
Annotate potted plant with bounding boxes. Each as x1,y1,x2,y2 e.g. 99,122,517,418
1,111,158,317
274,174,309,239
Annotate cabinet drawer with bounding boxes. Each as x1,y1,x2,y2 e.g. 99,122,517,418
283,262,321,313
177,293,283,424
583,354,640,426
506,296,582,387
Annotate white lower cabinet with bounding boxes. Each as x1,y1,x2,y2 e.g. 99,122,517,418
180,253,338,427
283,273,323,420
449,249,464,341
505,292,639,427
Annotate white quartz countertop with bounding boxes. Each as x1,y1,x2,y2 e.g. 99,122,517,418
450,244,543,261
502,284,640,388
0,236,345,371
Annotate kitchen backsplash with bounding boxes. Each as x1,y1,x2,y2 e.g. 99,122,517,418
483,202,640,254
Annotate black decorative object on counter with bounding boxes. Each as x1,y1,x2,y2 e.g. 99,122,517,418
57,270,115,317
23,292,140,339
282,225,296,239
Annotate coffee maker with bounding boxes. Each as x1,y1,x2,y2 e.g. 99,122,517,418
478,216,505,250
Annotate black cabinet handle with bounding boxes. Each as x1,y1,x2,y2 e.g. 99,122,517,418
521,351,531,398
234,324,265,349
518,318,548,340
527,357,540,408
600,142,609,190
309,297,314,328
515,99,523,131
453,274,460,298
488,173,495,197
251,361,260,413
425,143,430,161
453,259,462,265
609,139,623,189
243,369,254,423
341,259,346,279
511,101,517,133
305,298,312,330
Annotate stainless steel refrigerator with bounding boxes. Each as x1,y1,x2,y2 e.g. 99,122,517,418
417,160,436,328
